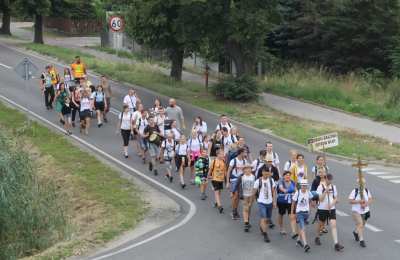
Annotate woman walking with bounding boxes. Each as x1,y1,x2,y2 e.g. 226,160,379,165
116,104,133,158
79,89,92,135
93,85,108,128
55,82,68,125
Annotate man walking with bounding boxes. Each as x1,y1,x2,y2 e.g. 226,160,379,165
165,98,185,131
40,65,55,110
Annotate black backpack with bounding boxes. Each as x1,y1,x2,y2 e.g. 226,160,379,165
353,188,369,200
255,177,274,199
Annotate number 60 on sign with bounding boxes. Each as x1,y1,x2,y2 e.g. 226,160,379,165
109,16,124,32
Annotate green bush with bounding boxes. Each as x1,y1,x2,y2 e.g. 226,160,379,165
0,132,67,259
213,75,260,102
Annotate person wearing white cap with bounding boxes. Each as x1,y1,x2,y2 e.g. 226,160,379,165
291,179,314,253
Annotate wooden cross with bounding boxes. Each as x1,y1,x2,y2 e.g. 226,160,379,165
352,156,368,199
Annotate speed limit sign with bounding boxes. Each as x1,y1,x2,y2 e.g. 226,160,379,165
109,16,124,32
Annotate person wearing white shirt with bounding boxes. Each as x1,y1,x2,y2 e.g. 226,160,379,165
291,179,313,252
284,150,297,172
123,89,139,112
253,165,276,243
215,114,233,132
116,104,133,158
192,116,207,138
265,141,280,171
136,111,148,163
315,174,344,252
348,177,373,248
221,127,236,155
251,150,266,175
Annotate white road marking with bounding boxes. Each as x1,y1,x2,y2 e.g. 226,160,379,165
0,62,12,69
365,171,387,176
378,175,400,180
363,167,376,172
390,179,400,184
0,94,197,260
336,210,350,217
365,223,383,232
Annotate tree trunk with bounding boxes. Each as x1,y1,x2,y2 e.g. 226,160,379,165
170,48,184,81
0,4,11,35
226,40,255,77
34,14,44,44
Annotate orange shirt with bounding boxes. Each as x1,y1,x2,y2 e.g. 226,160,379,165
210,158,227,182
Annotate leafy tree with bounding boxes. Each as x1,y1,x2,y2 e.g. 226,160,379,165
126,0,206,81
0,0,15,35
204,0,280,77
321,0,400,74
15,0,51,43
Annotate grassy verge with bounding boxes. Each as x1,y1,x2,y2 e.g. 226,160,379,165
0,102,147,259
88,45,146,61
22,43,400,164
262,66,400,123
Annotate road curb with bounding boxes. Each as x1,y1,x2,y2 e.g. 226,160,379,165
4,40,399,168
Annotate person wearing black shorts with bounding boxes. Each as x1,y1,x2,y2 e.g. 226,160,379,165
276,171,297,237
92,85,107,128
208,149,226,213
315,174,344,252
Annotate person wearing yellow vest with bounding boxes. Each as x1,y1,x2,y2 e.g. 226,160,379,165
289,153,308,189
71,56,87,83
49,65,60,86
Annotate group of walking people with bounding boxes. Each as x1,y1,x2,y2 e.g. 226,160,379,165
39,57,374,254
39,56,111,135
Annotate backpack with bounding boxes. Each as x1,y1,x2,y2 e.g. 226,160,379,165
189,137,203,150
252,159,261,175
231,158,245,179
95,91,105,102
119,112,132,129
255,177,274,199
219,122,232,130
321,184,336,199
353,188,369,200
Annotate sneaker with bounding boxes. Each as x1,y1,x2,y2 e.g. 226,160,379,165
181,183,186,189
244,223,250,232
72,122,75,127
292,234,299,240
98,123,103,128
213,202,218,208
322,227,328,234
124,154,128,159
153,170,158,176
359,240,366,248
169,176,173,183
353,231,360,242
149,162,153,171
280,230,287,236
296,240,304,248
334,243,344,251
269,223,275,229
263,233,270,243
60,119,65,125
315,237,321,246
218,207,224,214
201,193,206,200
46,106,50,110
304,244,311,253
231,212,240,220
104,118,108,123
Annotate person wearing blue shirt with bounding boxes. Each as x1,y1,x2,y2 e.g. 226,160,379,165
277,171,297,237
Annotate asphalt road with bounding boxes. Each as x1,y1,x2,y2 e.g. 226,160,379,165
0,42,399,260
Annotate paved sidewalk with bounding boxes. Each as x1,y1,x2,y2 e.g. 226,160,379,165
263,93,400,144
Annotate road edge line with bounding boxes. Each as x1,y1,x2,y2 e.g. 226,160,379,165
0,93,197,260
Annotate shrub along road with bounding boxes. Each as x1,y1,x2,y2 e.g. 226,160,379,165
0,43,399,260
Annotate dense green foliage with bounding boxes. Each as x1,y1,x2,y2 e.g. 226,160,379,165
213,75,259,102
0,131,67,259
125,0,206,80
271,0,400,75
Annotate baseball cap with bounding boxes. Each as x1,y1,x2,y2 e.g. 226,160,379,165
300,179,308,186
